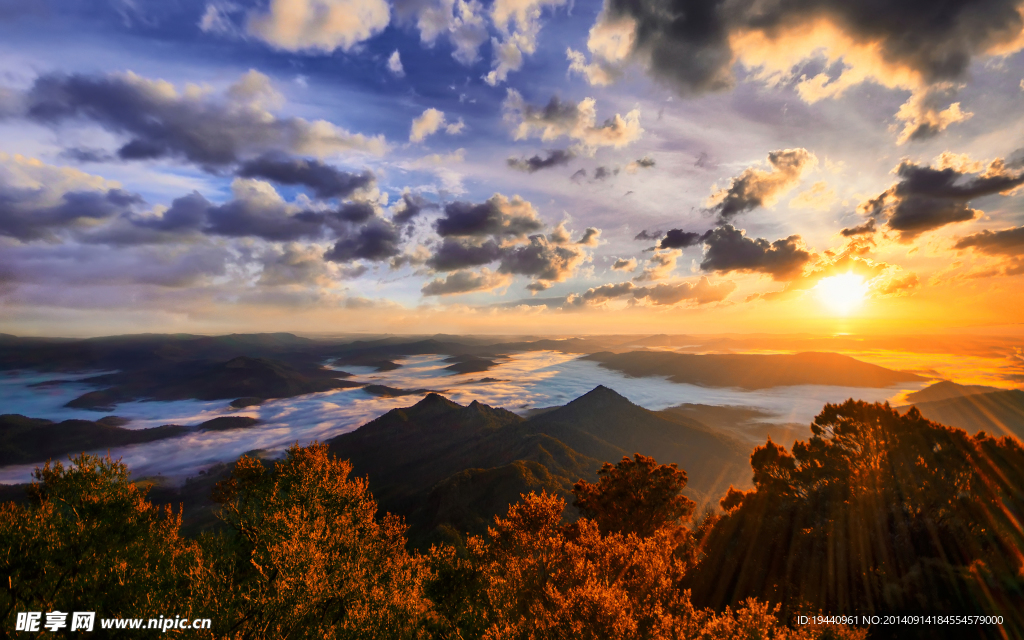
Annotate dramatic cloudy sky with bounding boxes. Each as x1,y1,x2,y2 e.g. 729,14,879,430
0,0,1022,336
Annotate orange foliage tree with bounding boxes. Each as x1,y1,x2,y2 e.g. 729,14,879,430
572,453,696,537
426,490,865,640
208,443,432,639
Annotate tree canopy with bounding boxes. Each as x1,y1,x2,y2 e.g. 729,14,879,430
691,400,1024,637
3,398,1020,638
572,453,696,537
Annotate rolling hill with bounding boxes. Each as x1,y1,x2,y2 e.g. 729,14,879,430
0,414,188,465
582,351,925,389
64,356,362,411
903,380,1003,403
900,388,1024,441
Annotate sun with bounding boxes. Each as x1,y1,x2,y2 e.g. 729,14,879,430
814,273,869,316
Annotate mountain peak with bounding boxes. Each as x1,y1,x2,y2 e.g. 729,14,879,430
413,392,460,410
545,385,640,417
579,384,629,400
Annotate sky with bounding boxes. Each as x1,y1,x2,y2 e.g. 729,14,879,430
0,0,1022,337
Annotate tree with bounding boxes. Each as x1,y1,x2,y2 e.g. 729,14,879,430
426,490,865,640
0,454,210,635
209,443,431,639
572,453,695,537
692,400,1024,637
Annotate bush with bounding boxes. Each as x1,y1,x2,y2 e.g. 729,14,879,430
0,455,209,635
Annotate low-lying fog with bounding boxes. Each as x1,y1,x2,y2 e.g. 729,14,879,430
0,351,928,484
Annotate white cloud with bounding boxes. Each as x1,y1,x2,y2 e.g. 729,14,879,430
247,0,390,53
502,90,643,155
484,33,529,86
566,11,635,86
199,2,243,35
394,0,489,65
410,108,446,143
387,50,405,77
409,108,464,142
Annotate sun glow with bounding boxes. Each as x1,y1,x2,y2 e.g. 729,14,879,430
814,273,869,316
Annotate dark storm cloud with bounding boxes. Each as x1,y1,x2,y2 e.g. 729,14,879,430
635,277,735,305
0,185,142,241
709,149,816,222
332,201,377,224
577,227,601,247
435,195,543,238
507,149,575,173
634,229,663,241
659,229,708,249
101,190,382,245
325,218,401,262
859,157,1024,240
840,219,876,237
237,154,375,200
421,269,509,296
16,70,383,168
570,169,587,182
565,276,734,307
634,156,655,169
954,226,1024,255
205,198,324,241
593,166,618,181
1009,148,1024,169
392,193,437,225
79,191,210,245
566,281,635,305
700,224,812,281
498,235,588,283
509,95,583,131
426,238,503,271
601,0,1024,95
59,147,116,163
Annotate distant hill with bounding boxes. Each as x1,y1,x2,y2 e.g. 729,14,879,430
904,380,1002,404
65,356,362,411
582,351,925,389
328,337,608,369
659,403,808,446
0,414,188,466
0,332,321,373
197,416,260,432
361,385,437,398
328,386,751,546
899,389,1024,441
443,355,503,374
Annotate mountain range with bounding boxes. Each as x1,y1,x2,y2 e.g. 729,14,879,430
328,385,750,546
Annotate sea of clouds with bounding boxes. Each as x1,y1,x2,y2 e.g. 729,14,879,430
0,351,926,483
